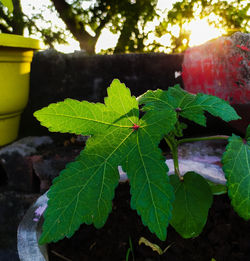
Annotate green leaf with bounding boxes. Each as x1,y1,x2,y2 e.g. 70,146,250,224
0,0,13,12
206,180,227,195
34,80,139,136
123,110,176,240
139,85,241,126
246,124,250,140
222,134,250,220
39,129,129,244
169,172,213,238
35,79,176,244
34,99,108,135
191,93,241,123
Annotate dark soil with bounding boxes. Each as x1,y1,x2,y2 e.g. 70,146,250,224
49,182,250,261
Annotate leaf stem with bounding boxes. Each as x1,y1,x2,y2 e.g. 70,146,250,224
172,145,183,181
164,136,183,181
177,135,229,145
164,136,173,152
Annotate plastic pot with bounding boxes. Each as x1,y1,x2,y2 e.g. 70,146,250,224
17,192,49,261
0,33,40,146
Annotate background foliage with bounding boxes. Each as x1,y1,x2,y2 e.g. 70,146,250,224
0,0,249,53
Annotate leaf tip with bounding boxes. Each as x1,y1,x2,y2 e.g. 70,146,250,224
110,78,121,85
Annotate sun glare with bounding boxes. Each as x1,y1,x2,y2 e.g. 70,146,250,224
187,18,226,47
54,38,80,54
95,28,120,53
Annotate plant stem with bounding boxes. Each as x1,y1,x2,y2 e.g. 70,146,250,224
164,136,183,181
172,145,183,181
164,136,173,152
177,135,229,145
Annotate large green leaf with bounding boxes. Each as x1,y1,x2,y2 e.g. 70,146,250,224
246,124,250,140
206,180,227,195
169,172,213,238
122,110,176,240
222,134,250,220
34,84,138,136
35,79,176,244
138,85,240,126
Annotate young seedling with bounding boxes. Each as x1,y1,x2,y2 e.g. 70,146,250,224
34,79,249,244
126,237,135,261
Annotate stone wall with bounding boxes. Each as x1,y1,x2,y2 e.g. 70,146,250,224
20,51,184,136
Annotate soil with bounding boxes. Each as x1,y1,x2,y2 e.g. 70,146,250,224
49,182,250,261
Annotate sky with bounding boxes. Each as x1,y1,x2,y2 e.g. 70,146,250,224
20,0,242,54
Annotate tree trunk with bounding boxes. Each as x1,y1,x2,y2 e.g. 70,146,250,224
114,17,136,54
12,0,25,35
51,0,97,54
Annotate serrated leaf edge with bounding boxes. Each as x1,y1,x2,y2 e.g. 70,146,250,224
222,135,250,220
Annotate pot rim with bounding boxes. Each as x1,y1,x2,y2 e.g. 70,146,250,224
0,33,41,50
17,192,49,261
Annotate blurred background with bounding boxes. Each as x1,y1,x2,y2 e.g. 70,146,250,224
0,0,249,54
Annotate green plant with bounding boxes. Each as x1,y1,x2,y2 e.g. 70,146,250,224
125,237,135,261
34,79,250,244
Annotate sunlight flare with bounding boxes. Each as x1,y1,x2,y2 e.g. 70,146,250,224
187,18,226,47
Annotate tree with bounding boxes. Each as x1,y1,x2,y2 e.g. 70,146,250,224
0,0,24,34
0,0,248,54
0,0,67,47
155,0,249,53
50,0,158,54
0,0,158,53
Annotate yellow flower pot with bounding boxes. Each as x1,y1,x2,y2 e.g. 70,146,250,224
0,33,40,146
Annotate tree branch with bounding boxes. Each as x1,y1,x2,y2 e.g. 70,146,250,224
11,0,25,34
23,14,55,48
51,0,96,53
114,15,137,54
94,12,111,41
